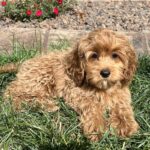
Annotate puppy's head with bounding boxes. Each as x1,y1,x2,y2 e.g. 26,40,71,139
66,29,137,89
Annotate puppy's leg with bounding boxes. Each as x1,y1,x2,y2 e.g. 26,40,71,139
110,98,139,137
29,97,59,112
4,83,59,112
6,95,59,112
79,101,106,141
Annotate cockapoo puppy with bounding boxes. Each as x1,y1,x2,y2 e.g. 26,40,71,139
3,29,139,141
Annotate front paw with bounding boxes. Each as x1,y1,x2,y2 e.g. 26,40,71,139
87,133,102,142
117,121,139,137
82,121,105,142
85,127,103,142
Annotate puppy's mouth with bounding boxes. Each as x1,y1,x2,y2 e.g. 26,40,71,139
96,80,115,90
86,75,117,90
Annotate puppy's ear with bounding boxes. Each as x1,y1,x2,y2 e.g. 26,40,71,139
65,43,85,86
122,46,137,85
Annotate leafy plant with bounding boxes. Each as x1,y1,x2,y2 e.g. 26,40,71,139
0,0,74,21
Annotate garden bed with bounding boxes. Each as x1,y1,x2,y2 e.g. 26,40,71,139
0,1,150,31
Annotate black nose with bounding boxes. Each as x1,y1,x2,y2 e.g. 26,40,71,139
100,69,110,78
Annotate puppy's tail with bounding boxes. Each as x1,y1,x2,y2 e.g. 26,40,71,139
0,63,20,74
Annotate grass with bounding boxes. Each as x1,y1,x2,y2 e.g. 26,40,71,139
0,41,150,150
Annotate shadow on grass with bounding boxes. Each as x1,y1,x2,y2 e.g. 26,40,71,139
38,140,91,150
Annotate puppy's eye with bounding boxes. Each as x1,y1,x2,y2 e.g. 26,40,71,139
112,53,118,59
91,52,98,59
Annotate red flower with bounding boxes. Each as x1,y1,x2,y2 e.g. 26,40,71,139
35,10,43,17
57,0,63,4
26,10,32,16
1,1,7,6
53,7,59,15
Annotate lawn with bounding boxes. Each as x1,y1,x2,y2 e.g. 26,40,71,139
0,41,150,150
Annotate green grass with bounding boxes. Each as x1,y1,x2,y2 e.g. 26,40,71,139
0,42,150,150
